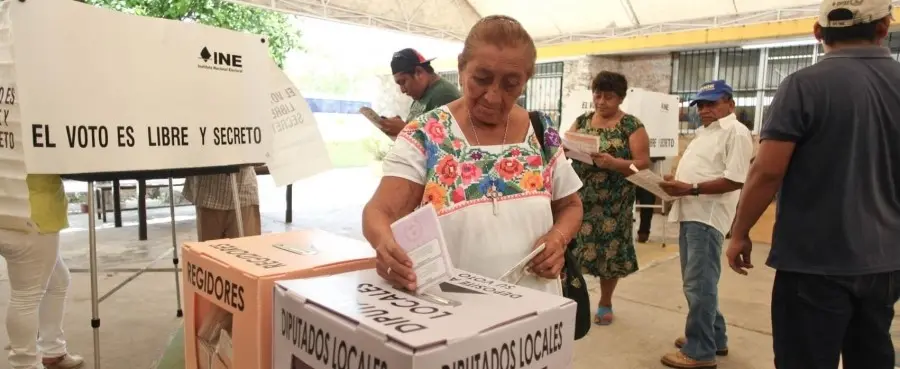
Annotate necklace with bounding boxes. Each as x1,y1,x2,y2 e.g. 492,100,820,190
468,110,510,216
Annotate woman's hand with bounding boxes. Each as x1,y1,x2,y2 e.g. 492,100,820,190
374,237,417,291
528,229,568,279
590,153,616,169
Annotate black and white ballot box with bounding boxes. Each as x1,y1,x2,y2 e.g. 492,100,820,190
273,269,576,369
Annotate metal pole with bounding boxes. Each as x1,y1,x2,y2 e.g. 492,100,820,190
86,182,101,369
168,178,183,317
230,172,244,237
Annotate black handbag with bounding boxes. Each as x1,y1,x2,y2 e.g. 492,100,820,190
528,111,591,340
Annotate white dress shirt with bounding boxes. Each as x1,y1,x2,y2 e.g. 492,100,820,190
667,113,754,236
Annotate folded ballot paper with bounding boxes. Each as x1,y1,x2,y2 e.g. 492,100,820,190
390,204,454,294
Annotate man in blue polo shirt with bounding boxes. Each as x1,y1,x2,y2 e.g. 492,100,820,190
728,0,900,367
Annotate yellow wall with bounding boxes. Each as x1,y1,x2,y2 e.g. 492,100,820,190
423,7,900,71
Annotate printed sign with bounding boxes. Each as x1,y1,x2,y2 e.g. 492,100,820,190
273,269,576,369
621,88,680,157
265,61,332,186
8,0,270,174
0,12,34,232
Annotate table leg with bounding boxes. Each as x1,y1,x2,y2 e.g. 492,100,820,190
112,180,122,228
138,180,147,241
285,184,293,223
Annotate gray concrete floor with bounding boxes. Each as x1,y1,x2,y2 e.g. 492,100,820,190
0,167,896,369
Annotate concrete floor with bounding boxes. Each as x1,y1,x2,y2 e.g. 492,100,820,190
0,167,896,369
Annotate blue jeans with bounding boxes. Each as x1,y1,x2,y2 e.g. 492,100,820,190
678,221,728,361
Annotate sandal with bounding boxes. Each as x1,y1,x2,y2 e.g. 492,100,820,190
594,306,614,325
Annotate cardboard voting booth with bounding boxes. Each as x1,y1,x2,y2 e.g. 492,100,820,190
273,269,576,369
182,230,376,369
0,1,332,367
620,87,680,158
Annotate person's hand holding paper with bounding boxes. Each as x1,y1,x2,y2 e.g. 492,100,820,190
528,229,567,279
373,237,417,291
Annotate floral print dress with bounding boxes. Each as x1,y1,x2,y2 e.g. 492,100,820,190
382,106,583,295
570,112,644,280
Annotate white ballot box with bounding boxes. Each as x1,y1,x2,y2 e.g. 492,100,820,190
273,269,576,369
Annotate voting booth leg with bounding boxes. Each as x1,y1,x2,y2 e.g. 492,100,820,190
86,182,102,369
167,178,184,317
229,173,245,237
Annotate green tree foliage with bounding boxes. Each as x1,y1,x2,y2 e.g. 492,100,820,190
85,0,301,67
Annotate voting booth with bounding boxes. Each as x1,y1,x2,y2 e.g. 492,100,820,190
0,1,331,368
274,269,576,369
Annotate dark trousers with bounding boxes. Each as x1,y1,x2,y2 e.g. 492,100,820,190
636,187,656,234
772,270,900,369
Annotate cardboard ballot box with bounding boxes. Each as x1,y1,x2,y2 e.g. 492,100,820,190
182,230,376,369
273,269,576,369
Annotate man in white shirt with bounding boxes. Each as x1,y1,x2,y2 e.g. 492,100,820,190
658,80,754,369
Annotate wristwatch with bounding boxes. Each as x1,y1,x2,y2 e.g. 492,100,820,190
690,183,700,196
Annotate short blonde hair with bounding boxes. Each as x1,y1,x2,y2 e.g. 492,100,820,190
458,15,537,77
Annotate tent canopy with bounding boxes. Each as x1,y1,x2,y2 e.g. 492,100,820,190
234,0,822,44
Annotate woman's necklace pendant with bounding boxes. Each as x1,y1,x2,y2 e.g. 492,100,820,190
488,184,500,215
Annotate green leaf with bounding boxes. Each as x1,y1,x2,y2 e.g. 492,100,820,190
476,159,497,172
86,0,303,67
464,184,483,200
501,182,523,196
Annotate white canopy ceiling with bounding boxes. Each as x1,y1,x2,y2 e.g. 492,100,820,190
232,0,823,45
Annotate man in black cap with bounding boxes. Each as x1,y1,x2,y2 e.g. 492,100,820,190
379,48,461,137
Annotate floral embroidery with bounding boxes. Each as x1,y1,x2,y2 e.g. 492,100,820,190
424,118,447,142
459,163,482,185
400,106,564,214
435,156,459,186
496,158,524,180
519,171,544,191
423,182,447,210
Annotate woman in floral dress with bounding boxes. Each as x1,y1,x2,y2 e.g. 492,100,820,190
569,71,650,325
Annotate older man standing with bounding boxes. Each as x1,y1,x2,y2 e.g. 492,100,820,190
183,166,261,241
658,80,753,369
728,1,900,367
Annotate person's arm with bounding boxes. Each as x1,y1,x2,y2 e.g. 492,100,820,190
660,127,753,196
528,129,585,278
362,177,424,247
731,75,806,239
605,126,651,175
549,193,583,243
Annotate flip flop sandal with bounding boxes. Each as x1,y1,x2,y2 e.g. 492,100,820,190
594,306,614,326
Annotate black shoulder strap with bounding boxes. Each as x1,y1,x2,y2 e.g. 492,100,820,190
529,111,545,152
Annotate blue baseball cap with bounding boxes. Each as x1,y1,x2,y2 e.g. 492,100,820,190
690,80,733,106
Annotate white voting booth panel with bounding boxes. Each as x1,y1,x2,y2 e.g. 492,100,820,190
274,269,576,369
620,88,679,158
0,1,331,368
560,89,592,133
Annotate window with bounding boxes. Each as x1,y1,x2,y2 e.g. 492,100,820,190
717,48,761,92
764,45,814,90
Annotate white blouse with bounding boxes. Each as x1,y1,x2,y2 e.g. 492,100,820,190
382,106,583,295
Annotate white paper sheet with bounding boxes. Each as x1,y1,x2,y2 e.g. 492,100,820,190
390,204,454,294
626,164,678,201
264,61,332,187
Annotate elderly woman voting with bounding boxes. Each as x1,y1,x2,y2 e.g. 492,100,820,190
361,15,584,295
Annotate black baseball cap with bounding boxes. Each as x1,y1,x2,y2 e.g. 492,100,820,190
390,48,435,75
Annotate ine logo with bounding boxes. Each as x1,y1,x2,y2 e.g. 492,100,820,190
197,46,243,73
